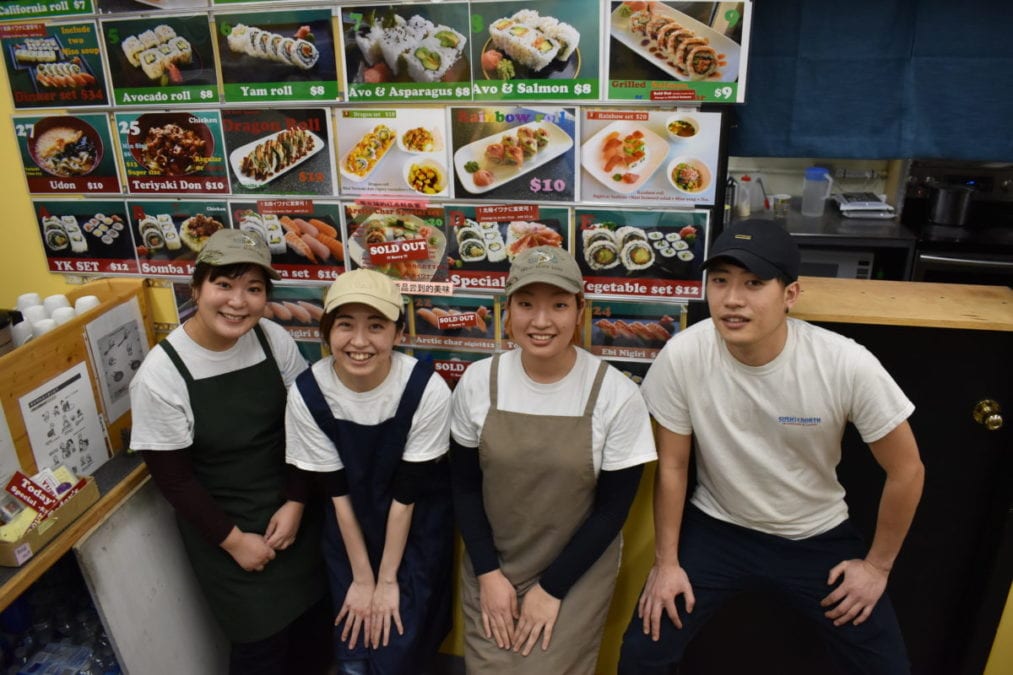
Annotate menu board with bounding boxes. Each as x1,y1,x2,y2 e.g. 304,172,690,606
101,13,218,106
343,202,452,295
411,294,495,352
13,112,121,194
230,198,346,283
114,109,229,194
450,105,577,202
1,20,108,108
33,198,138,275
580,108,721,206
215,8,338,104
443,203,570,295
574,207,709,300
222,107,336,196
588,299,683,361
467,0,600,102
340,2,472,103
336,107,450,198
128,198,227,278
606,1,749,103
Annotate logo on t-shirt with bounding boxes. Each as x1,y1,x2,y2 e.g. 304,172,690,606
777,415,822,426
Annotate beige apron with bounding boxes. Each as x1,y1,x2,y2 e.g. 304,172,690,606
460,354,622,674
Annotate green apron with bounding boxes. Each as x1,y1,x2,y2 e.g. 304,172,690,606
160,324,325,643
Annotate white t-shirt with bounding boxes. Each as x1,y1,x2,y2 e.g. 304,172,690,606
641,317,914,539
129,319,307,452
286,351,451,472
450,348,657,474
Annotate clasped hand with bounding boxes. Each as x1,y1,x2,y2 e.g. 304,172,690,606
821,558,888,627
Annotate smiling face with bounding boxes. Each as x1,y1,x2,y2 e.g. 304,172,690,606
507,282,584,382
327,303,403,393
706,261,799,366
188,266,268,351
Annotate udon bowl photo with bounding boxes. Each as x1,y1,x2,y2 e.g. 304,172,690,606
667,156,711,195
403,158,448,196
128,113,215,176
29,116,103,177
665,115,699,142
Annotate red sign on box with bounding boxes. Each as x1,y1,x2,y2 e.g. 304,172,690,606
368,239,429,264
5,472,58,517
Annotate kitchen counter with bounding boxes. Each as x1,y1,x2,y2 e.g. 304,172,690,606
791,276,1013,330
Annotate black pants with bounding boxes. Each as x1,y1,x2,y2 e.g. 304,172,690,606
230,595,333,675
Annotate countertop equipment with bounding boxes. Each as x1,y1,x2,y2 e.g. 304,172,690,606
904,160,1013,285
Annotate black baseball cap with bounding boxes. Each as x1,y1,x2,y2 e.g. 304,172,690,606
703,220,800,282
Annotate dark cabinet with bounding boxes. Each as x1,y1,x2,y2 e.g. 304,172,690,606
681,323,1011,675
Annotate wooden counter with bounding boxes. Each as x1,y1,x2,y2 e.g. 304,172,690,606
792,276,1013,331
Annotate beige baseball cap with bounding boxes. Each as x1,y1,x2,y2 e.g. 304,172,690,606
505,245,583,296
196,228,280,280
323,269,404,320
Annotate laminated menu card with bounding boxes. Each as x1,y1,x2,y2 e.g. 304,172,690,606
410,295,496,353
467,0,601,101
33,198,139,275
587,299,683,361
2,1,94,21
101,13,218,106
115,109,229,195
13,112,121,195
340,2,472,103
126,198,229,278
215,8,338,104
574,207,709,300
606,1,751,103
1,20,109,109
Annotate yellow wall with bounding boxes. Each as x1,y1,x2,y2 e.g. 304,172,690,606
1,33,1011,675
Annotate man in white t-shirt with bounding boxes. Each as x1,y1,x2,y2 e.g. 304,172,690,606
619,220,924,675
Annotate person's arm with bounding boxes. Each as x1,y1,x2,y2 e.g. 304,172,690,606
264,465,312,550
332,491,375,650
510,464,643,656
369,496,413,649
141,450,277,572
821,420,923,626
449,439,517,649
638,425,696,641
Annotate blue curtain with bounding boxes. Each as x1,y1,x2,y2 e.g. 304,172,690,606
728,0,1013,160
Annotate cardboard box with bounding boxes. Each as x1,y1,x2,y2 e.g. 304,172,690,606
0,476,99,567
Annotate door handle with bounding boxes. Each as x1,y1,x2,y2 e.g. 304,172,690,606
973,400,1004,431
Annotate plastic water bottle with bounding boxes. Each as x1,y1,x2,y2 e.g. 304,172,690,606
736,175,753,218
801,167,834,217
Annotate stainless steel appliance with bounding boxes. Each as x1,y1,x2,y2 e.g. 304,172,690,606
905,160,1013,285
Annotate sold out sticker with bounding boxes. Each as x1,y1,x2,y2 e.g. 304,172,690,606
368,239,429,264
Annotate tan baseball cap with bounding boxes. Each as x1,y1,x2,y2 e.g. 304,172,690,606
323,269,404,320
196,228,280,280
505,245,583,296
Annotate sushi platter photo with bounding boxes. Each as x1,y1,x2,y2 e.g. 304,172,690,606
337,108,450,197
580,109,721,205
345,207,449,284
260,287,326,341
2,22,109,109
341,4,472,99
449,217,565,270
412,295,496,352
574,208,710,300
478,7,582,81
127,201,227,276
34,200,140,275
222,108,334,195
230,201,347,279
101,15,217,105
588,299,683,360
453,119,574,195
215,8,338,103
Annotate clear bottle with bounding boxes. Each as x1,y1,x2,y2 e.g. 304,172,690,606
801,167,834,217
736,175,753,218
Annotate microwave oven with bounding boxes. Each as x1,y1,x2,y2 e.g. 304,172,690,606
798,248,874,280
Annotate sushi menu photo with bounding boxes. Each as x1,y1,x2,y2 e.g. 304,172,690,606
341,3,472,103
1,20,108,109
575,206,709,300
216,7,338,103
468,1,600,101
588,299,684,361
607,1,750,102
580,108,721,205
13,112,122,194
126,199,228,278
100,13,218,106
33,199,139,275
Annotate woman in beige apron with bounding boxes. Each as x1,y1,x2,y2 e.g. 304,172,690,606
450,246,657,673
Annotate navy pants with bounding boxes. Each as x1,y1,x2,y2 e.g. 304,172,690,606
618,506,909,675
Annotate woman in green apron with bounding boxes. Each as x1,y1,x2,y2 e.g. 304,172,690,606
450,246,657,673
129,229,330,674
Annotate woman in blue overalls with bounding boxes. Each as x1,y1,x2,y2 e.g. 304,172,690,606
285,269,454,675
